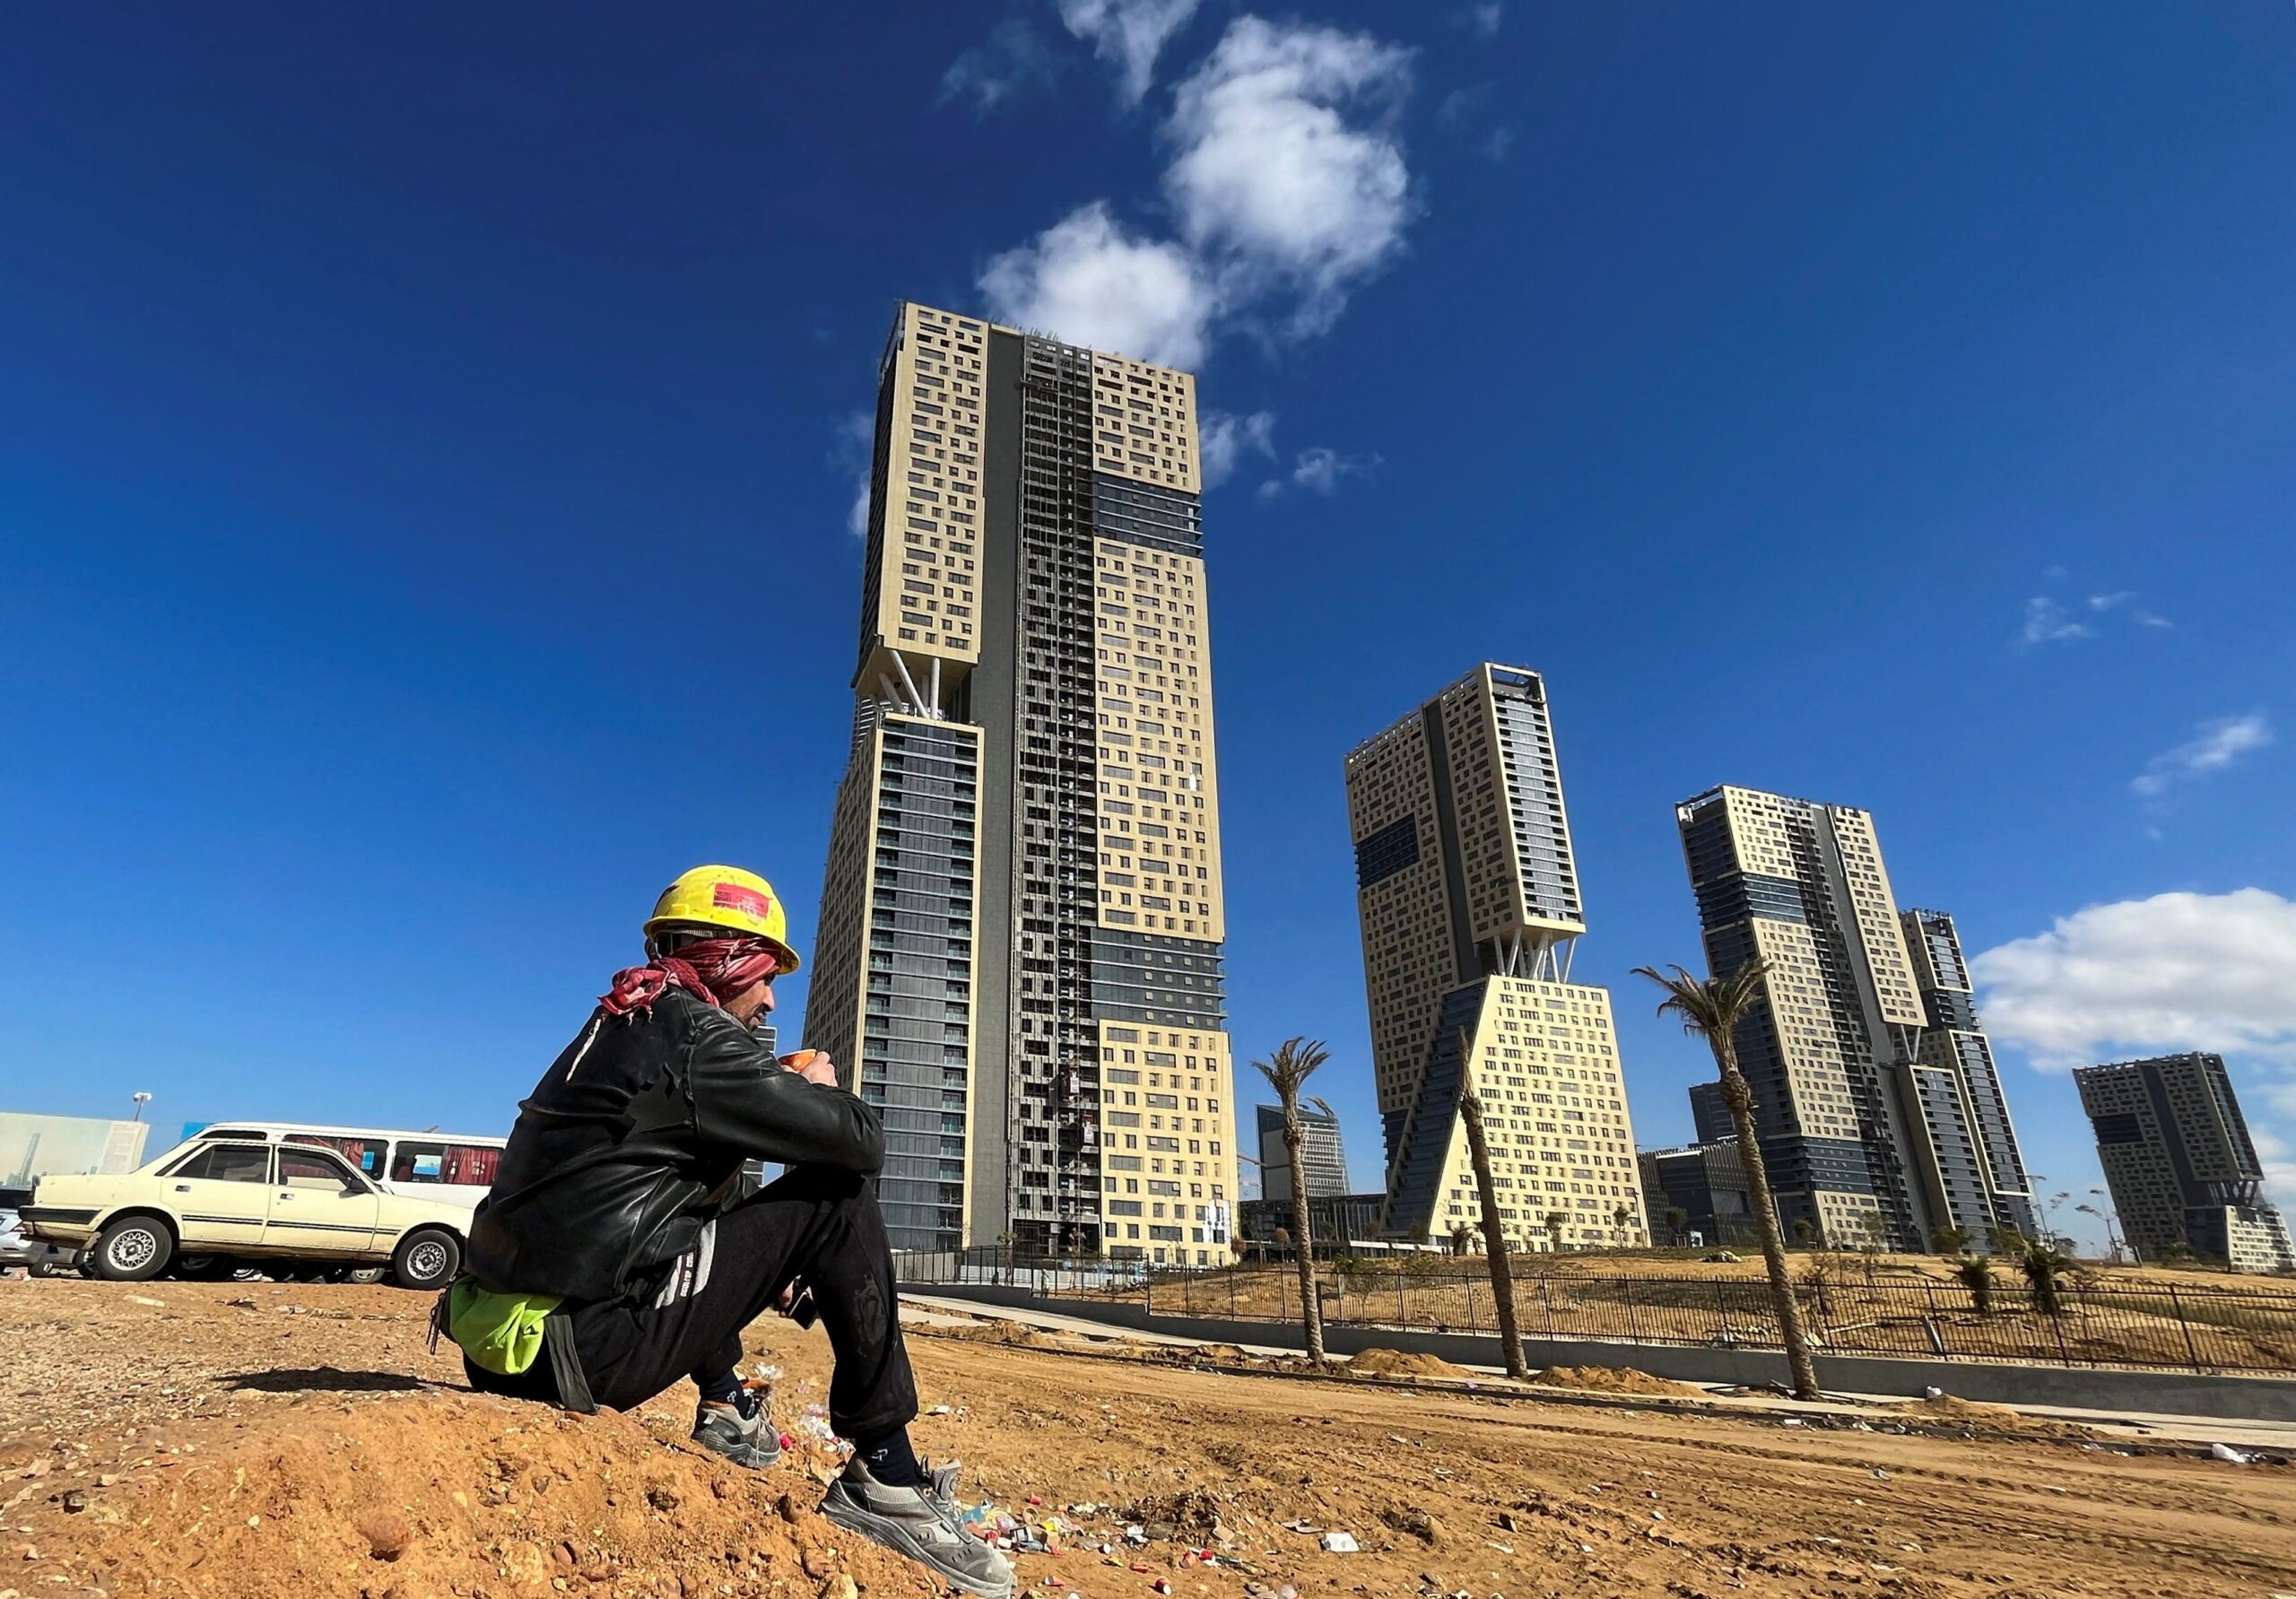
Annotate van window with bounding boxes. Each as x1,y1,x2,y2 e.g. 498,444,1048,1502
172,1144,272,1184
390,1142,501,1186
291,1135,387,1176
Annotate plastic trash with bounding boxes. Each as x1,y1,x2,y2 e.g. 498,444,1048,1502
2211,1442,2256,1465
1318,1532,1360,1553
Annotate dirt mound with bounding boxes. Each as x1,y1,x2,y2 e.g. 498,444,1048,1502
1529,1365,1705,1398
931,1317,1044,1347
1122,1485,1229,1539
1137,1340,1252,1366
65,1390,933,1599
1347,1346,1474,1380
1901,1393,2100,1440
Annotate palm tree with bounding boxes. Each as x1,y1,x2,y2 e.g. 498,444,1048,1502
1544,1211,1568,1253
1635,958,1821,1402
1252,1037,1333,1364
1455,1038,1530,1378
1955,1251,1995,1315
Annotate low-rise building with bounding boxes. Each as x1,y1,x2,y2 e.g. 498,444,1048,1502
2,1113,152,1186
1238,1191,1386,1256
1638,1142,1758,1247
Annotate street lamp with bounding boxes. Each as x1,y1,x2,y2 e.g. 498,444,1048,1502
130,1092,152,1124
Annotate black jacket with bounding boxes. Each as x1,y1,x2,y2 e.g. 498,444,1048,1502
466,988,881,1303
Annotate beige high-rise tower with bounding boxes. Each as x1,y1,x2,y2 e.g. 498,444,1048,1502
1344,665,1645,1248
805,301,1237,1264
1673,786,2036,1252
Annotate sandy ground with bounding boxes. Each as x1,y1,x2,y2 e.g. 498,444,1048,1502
6,1277,2296,1598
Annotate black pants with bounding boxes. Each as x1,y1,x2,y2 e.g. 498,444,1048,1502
469,1165,916,1442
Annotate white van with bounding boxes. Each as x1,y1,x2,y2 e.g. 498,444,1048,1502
180,1122,508,1208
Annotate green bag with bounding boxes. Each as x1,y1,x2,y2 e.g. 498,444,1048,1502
444,1277,562,1377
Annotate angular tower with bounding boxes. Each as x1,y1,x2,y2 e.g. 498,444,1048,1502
2077,1053,2296,1273
1900,908,2038,1241
1673,786,2021,1252
806,301,1237,1264
1344,665,1644,1249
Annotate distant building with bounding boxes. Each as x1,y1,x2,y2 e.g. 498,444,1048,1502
1346,665,1643,1249
1238,1191,1385,1256
1688,1081,1734,1145
2075,1054,2296,1273
1,1113,151,1186
1255,1102,1350,1200
1639,1143,1757,1247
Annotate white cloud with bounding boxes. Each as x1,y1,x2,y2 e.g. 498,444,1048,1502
1257,444,1378,499
2019,595,2093,646
1970,888,2296,1070
1164,17,1415,339
2019,582,2172,646
940,19,1063,113
1454,3,1503,37
2131,713,2273,800
1199,408,1275,488
833,412,875,539
1057,0,1202,105
977,17,1416,369
2253,1125,2296,1212
979,202,1214,368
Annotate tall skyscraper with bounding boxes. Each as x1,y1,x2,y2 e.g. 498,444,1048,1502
805,301,1237,1264
1255,1102,1351,1200
1900,908,2037,1240
2075,1054,2296,1273
1344,665,1645,1249
1673,786,2023,1252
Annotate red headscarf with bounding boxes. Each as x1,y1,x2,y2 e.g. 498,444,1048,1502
601,936,780,1019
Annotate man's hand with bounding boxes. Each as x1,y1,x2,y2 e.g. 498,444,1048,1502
779,1049,839,1089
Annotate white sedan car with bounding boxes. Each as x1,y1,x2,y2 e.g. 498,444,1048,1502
20,1134,471,1290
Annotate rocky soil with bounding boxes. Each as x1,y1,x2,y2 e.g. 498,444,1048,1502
6,1277,2296,1598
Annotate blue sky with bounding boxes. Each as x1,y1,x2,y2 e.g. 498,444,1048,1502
4,4,2293,1250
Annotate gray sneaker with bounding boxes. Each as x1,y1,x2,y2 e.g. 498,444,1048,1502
821,1457,1014,1599
691,1395,780,1470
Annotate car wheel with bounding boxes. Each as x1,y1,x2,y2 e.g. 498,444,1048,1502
91,1215,175,1282
176,1256,241,1282
28,1257,57,1279
390,1227,460,1290
344,1266,387,1285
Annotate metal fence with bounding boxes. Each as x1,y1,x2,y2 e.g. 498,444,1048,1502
894,1251,2296,1377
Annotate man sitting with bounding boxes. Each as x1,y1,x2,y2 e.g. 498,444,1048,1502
447,865,1011,1599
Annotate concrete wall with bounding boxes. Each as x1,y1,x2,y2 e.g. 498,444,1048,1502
906,1279,2296,1423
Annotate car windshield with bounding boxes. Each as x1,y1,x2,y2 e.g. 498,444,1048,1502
0,1189,31,1210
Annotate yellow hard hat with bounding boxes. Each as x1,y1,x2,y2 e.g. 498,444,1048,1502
644,865,804,975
